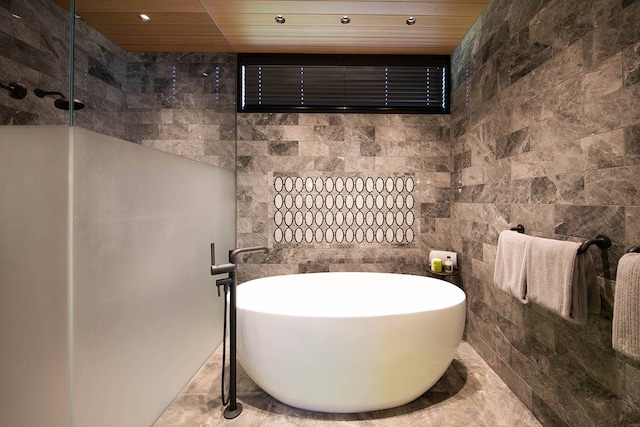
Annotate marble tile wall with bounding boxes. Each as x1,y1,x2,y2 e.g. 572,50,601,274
1,0,70,126
450,0,640,425
73,10,128,139
235,113,451,283
125,52,236,169
1,0,237,162
0,0,128,139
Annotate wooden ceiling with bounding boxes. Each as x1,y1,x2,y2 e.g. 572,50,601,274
56,0,490,54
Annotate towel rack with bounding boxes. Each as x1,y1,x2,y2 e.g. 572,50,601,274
509,224,525,234
509,225,611,254
627,246,640,253
509,224,612,254
577,234,612,254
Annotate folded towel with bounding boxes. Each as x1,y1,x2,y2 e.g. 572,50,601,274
429,250,458,268
526,237,600,325
494,230,532,302
613,253,640,360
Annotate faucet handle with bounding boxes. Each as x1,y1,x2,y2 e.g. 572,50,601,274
211,243,236,275
211,263,235,275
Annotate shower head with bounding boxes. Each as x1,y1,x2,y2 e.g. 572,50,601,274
34,88,85,111
1,81,28,99
54,98,85,111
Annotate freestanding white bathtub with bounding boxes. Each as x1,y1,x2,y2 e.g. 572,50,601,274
235,272,466,413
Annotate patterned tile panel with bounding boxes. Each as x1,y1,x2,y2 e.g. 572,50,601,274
273,176,416,244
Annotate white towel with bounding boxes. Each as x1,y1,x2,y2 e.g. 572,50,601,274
613,253,640,360
526,237,600,325
494,230,532,302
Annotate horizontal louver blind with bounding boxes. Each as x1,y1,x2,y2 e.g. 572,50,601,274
239,55,449,114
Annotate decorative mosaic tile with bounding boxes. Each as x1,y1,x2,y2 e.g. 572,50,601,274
273,176,416,244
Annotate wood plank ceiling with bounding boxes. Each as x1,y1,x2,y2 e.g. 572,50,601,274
56,0,490,55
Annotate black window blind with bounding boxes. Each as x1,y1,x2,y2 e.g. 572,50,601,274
238,54,449,114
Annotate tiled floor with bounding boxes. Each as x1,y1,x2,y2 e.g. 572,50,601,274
154,342,541,426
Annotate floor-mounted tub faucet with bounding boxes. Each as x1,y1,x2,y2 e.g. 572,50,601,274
210,244,268,419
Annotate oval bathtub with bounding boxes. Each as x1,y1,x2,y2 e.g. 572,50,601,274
236,272,466,413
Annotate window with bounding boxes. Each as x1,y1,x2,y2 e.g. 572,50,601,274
238,54,450,114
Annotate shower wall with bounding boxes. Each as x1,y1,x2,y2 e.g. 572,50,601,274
450,0,640,424
0,0,69,125
2,0,236,164
234,113,451,283
0,0,128,138
73,14,128,139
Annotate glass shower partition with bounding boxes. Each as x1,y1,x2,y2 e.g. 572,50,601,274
0,0,74,425
1,1,237,426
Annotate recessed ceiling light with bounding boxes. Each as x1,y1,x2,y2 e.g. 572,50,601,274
139,14,151,22
341,16,351,24
275,15,286,24
406,17,416,25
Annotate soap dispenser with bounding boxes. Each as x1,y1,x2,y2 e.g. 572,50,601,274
443,256,454,273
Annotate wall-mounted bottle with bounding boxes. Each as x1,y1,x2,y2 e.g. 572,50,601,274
443,256,454,273
430,258,442,273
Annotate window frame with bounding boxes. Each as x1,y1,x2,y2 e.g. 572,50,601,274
237,53,451,114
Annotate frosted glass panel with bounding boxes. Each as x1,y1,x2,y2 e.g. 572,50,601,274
0,126,71,427
71,127,235,427
0,126,234,426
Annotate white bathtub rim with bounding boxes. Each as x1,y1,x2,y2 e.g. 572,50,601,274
236,271,466,318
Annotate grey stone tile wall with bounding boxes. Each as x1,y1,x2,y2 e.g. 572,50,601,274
1,1,236,165
73,11,128,139
125,52,236,169
451,0,640,425
235,113,452,283
1,0,70,126
0,0,128,139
